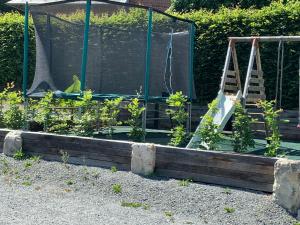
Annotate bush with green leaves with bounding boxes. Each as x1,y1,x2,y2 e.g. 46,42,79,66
0,82,24,129
257,100,282,157
232,101,255,153
170,0,274,12
198,99,222,150
72,90,98,137
126,98,145,142
166,92,189,147
100,97,123,138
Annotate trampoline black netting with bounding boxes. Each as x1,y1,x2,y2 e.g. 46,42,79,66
26,0,196,101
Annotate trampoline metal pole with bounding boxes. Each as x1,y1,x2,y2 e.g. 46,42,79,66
22,1,29,131
22,1,29,98
80,0,91,93
142,8,153,139
188,23,195,101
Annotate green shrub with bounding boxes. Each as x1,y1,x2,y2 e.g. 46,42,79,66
126,98,145,142
232,102,255,153
257,100,282,157
166,92,189,147
198,99,222,150
170,0,273,12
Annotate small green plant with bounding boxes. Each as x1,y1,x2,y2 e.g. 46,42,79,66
24,160,32,169
232,102,255,153
0,158,10,175
73,90,98,137
66,180,74,186
112,183,122,194
13,149,26,160
179,179,191,187
222,187,232,195
59,150,70,166
29,155,41,163
22,181,32,186
164,211,174,217
166,92,189,147
33,92,54,132
198,99,222,150
126,98,145,142
224,207,235,213
120,201,150,210
2,83,24,129
257,100,282,157
100,97,123,138
111,166,118,173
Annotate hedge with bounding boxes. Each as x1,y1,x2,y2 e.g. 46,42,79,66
0,2,299,108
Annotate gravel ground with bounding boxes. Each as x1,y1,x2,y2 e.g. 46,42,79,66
0,154,298,225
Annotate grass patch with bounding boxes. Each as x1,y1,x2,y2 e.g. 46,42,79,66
24,161,32,169
121,201,150,210
222,187,232,195
178,179,192,187
112,184,122,194
164,211,174,217
13,149,26,160
66,180,75,186
111,166,118,173
224,207,235,213
22,181,32,186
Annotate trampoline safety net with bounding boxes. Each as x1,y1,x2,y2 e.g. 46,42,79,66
27,0,196,101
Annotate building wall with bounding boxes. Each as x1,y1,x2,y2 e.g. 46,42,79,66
129,0,171,11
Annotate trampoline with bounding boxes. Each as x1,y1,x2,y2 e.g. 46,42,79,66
19,0,196,103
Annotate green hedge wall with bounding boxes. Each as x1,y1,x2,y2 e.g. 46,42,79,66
0,2,300,108
0,12,35,89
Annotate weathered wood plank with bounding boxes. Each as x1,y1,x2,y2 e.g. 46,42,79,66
155,146,276,175
155,169,273,192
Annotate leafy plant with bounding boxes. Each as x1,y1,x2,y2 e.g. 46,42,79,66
120,201,150,209
22,181,32,186
166,92,189,147
66,180,75,186
111,166,118,173
73,91,98,137
164,211,174,217
222,187,232,195
2,83,24,129
100,97,123,138
126,98,145,142
24,160,32,169
198,99,222,150
232,102,255,153
178,179,192,187
0,158,10,175
112,184,122,194
13,149,26,160
59,150,70,166
33,92,54,132
257,100,282,157
224,207,235,213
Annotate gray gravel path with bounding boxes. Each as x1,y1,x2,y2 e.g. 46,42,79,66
0,154,297,225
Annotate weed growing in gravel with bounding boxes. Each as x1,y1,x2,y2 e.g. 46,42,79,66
121,201,150,210
121,201,142,208
224,207,235,213
22,181,32,186
293,222,300,225
66,180,75,186
29,155,41,163
222,187,232,195
60,150,70,167
111,166,118,173
0,158,10,175
112,184,122,194
165,211,173,217
24,161,32,169
179,179,192,187
13,149,26,160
